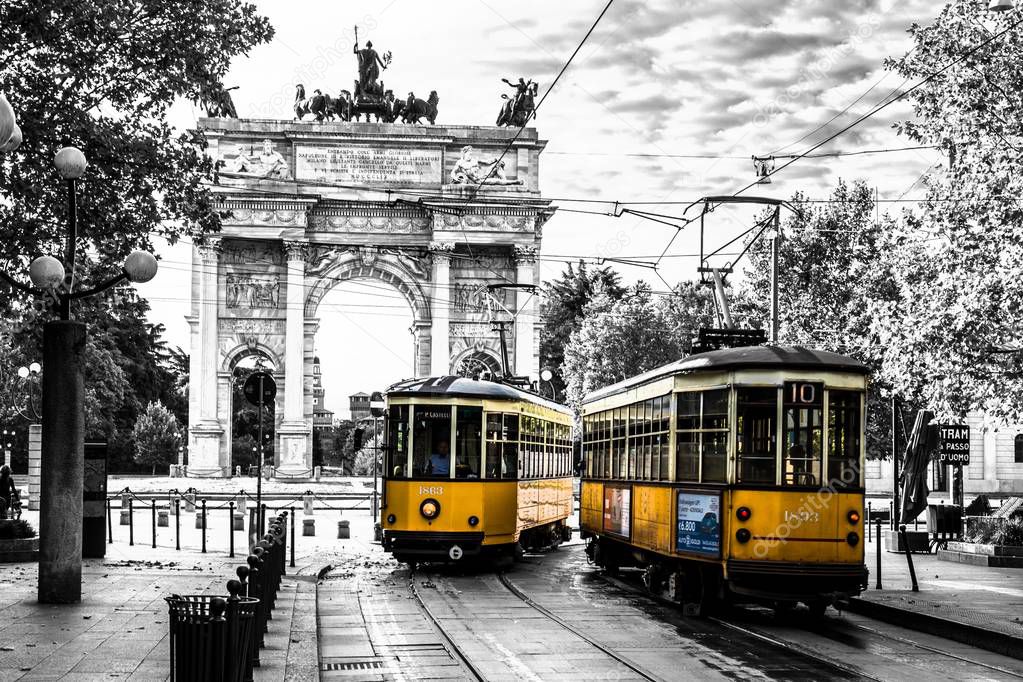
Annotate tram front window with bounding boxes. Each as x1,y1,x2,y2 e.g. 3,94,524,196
455,407,482,479
783,382,823,487
737,388,777,484
412,406,452,478
387,405,409,478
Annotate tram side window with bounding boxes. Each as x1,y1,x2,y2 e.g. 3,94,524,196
504,414,519,478
677,392,700,481
412,406,452,478
737,388,778,484
783,382,823,487
628,404,638,479
828,391,862,488
387,405,409,478
455,407,482,479
702,389,728,482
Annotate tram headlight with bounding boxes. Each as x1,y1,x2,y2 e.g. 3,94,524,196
736,506,752,522
735,528,752,544
847,510,861,525
420,498,441,520
386,514,396,525
847,531,860,546
467,515,479,527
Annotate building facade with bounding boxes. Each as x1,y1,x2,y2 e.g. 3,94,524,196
866,411,1023,500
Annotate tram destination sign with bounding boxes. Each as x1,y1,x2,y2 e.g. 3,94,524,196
937,424,970,465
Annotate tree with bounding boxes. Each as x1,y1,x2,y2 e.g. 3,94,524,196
874,1,1023,421
0,1,271,469
561,283,679,407
739,180,900,457
132,401,182,475
540,262,625,396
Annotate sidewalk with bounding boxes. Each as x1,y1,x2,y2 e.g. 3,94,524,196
847,534,1023,660
0,539,318,681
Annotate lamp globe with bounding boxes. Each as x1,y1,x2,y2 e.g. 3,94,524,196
123,250,158,283
29,255,66,289
54,146,88,179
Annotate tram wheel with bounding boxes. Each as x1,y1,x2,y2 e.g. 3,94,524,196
806,601,828,619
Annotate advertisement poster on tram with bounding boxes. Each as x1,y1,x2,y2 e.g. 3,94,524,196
676,491,721,557
603,486,631,538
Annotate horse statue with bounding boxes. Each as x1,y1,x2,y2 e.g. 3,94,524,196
195,82,238,118
401,90,439,125
294,85,336,121
334,90,355,122
496,78,537,127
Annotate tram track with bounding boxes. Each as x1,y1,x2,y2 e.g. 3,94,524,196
496,571,667,682
406,567,486,682
602,569,1023,681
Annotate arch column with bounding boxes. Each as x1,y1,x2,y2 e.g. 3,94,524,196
278,240,312,473
430,242,456,376
514,245,539,378
188,239,226,474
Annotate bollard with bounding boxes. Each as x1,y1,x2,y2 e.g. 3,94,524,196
889,500,894,531
201,499,208,553
289,508,296,569
875,518,883,590
229,500,236,559
260,503,267,537
120,506,131,526
337,519,350,539
185,491,195,513
303,492,314,516
174,498,180,551
237,492,246,514
303,518,315,536
169,491,178,515
129,498,134,546
247,554,266,652
106,497,113,544
158,508,169,527
151,501,157,549
867,501,872,542
239,563,260,669
899,524,919,592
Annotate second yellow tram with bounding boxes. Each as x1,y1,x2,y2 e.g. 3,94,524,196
580,345,869,615
381,376,574,564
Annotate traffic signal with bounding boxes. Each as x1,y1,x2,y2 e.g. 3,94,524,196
353,427,364,451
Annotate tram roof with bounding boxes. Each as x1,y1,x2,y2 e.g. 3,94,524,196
386,376,573,415
583,345,870,403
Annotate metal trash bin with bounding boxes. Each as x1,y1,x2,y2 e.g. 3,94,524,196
165,590,259,682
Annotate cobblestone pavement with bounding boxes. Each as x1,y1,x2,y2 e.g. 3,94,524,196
0,532,321,680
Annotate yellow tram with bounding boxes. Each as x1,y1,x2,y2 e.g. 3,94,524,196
381,376,574,564
580,346,868,615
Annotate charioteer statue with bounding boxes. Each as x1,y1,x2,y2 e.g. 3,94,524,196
353,27,391,101
496,77,537,127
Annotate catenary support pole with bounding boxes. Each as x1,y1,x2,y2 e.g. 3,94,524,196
900,524,918,592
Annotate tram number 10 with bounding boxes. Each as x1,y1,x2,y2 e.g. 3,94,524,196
784,381,824,407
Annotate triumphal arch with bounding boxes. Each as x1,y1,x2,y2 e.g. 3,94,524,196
186,118,553,476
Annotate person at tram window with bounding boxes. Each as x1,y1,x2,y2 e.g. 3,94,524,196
427,440,451,477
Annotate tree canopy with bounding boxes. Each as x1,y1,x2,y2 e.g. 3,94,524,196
0,0,272,470
132,400,183,475
873,1,1023,421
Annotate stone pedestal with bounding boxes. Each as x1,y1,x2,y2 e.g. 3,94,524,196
27,424,41,511
188,428,224,476
277,427,311,476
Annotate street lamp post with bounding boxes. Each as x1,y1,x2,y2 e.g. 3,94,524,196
1,146,158,604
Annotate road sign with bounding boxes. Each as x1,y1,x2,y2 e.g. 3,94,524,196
370,391,386,418
937,424,970,465
243,371,277,407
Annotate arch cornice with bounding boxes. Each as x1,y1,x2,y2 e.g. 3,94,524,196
220,342,281,374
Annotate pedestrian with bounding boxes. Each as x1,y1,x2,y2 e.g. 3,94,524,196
0,464,17,519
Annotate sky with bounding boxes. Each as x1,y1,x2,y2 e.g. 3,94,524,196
139,0,941,418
